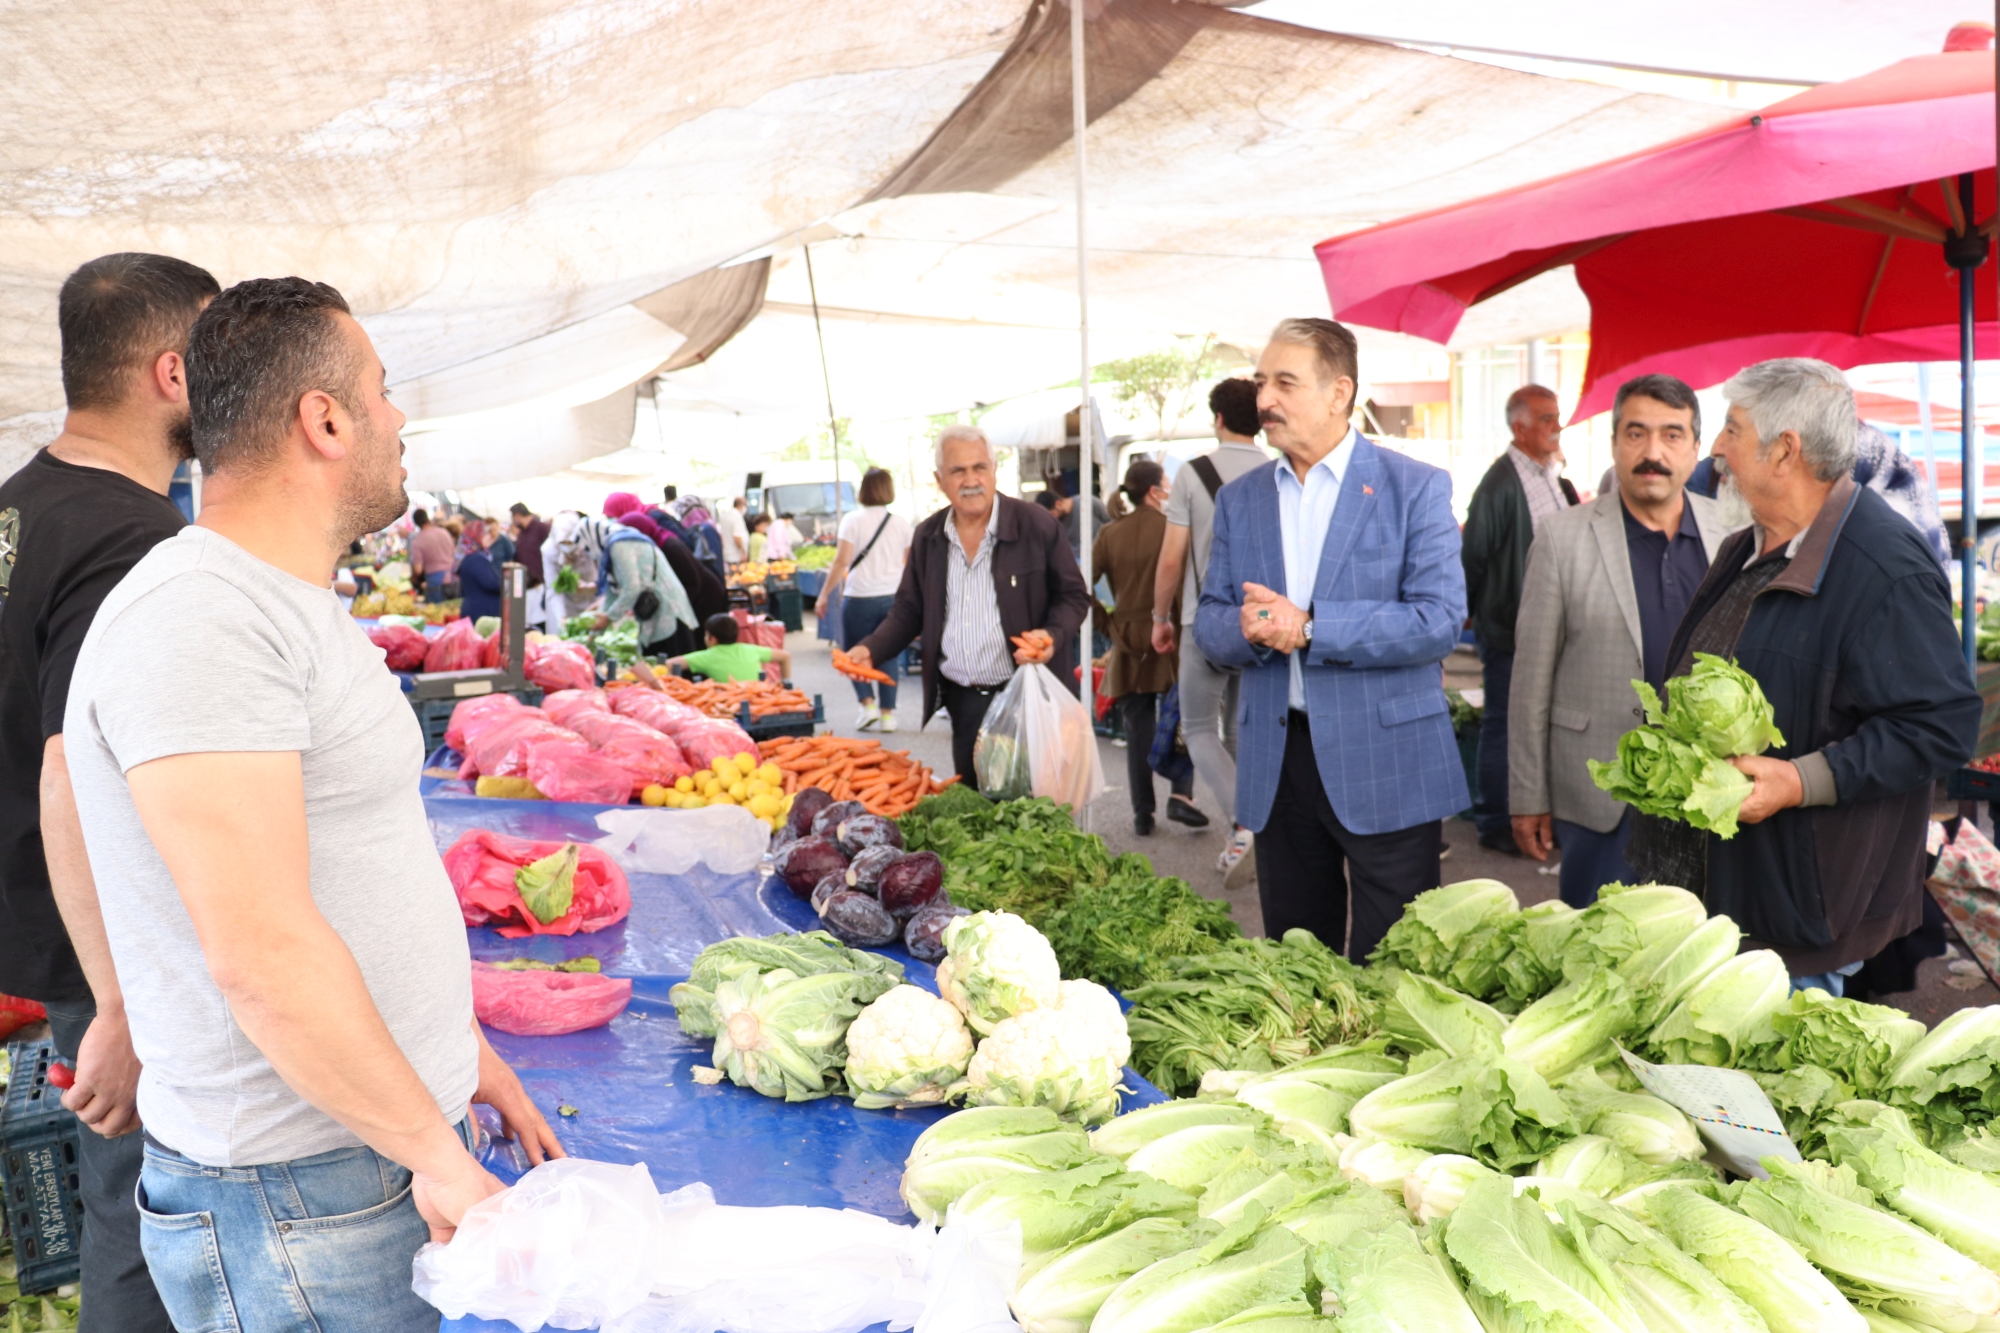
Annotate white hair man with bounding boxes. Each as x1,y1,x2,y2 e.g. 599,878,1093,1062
1626,357,1978,995
846,425,1091,785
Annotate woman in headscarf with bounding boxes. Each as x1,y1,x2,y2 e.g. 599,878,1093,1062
455,518,503,621
604,491,644,521
569,513,699,657
616,509,729,650
542,511,598,623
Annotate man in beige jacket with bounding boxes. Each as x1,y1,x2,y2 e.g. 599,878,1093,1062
1509,374,1738,906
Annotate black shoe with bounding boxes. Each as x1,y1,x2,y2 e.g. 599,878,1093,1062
1478,832,1523,857
1135,812,1156,836
1166,797,1210,829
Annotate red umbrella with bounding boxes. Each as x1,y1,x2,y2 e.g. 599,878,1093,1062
1315,28,1995,656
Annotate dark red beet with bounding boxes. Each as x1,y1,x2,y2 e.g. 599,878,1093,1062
810,871,846,916
845,846,903,895
821,890,898,946
776,836,848,898
904,901,969,962
811,800,867,840
768,823,799,855
836,813,904,857
787,787,834,837
878,850,944,919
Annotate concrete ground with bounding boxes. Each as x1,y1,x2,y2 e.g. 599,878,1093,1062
786,618,1997,1022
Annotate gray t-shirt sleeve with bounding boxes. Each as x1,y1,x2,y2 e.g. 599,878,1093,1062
1164,462,1195,527
89,576,311,772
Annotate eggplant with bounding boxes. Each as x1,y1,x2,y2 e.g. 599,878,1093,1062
775,835,848,899
844,845,903,896
903,900,969,963
836,813,904,857
810,800,867,840
878,850,944,919
810,871,846,916
821,890,899,947
787,786,834,838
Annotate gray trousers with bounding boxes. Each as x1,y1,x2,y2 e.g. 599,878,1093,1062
1177,630,1241,827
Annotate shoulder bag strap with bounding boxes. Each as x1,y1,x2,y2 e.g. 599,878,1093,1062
847,511,895,576
1185,455,1225,600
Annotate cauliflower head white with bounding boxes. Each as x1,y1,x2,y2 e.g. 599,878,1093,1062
1056,979,1132,1068
939,911,1061,1036
843,984,975,1109
964,1006,1127,1126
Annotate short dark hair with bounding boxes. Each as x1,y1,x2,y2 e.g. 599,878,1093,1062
1121,458,1165,503
1267,318,1359,391
412,508,430,527
703,612,739,644
185,277,358,475
1612,373,1702,441
509,502,531,518
858,467,895,507
1033,488,1060,510
58,253,220,411
1209,378,1260,438
664,484,678,502
751,512,770,530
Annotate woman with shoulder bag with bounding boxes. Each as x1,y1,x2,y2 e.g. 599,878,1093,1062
815,468,913,731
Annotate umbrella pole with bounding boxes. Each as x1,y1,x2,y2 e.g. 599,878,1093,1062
1071,0,1094,828
1952,170,1986,667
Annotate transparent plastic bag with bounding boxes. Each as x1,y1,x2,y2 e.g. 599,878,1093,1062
594,805,768,875
470,961,633,1036
972,662,1103,810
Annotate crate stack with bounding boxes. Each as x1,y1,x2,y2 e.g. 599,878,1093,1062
2,1040,84,1295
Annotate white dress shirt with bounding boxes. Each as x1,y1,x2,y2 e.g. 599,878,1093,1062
1274,430,1356,711
939,514,1013,687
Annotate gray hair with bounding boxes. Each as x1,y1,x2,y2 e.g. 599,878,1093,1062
1266,317,1358,389
934,423,994,472
1723,358,1857,482
1505,384,1557,428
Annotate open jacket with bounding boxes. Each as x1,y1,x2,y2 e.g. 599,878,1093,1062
856,495,1091,723
1092,505,1177,698
1461,452,1580,654
1668,477,1979,973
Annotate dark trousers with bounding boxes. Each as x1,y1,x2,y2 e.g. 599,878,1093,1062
939,678,1003,789
1472,640,1513,840
1254,713,1443,962
45,999,173,1333
842,595,901,709
1117,692,1194,818
1555,811,1633,909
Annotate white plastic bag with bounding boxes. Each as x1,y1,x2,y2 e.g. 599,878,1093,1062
594,805,768,876
413,1158,1022,1333
971,662,1103,810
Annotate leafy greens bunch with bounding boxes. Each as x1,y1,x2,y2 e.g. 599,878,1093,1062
1588,652,1784,838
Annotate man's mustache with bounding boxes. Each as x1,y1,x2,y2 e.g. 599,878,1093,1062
1259,412,1285,427
1631,460,1674,477
955,485,987,497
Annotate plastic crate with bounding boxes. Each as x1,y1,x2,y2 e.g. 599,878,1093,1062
1946,765,2000,801
738,693,823,740
409,685,544,751
764,583,803,633
2,1039,84,1294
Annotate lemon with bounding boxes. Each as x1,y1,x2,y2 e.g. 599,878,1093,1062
681,794,705,808
749,793,782,818
640,784,670,807
733,752,757,776
757,763,783,786
712,755,735,777
674,775,695,793
727,781,748,801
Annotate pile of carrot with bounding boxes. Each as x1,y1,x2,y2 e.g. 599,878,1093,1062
608,673,813,719
755,735,957,816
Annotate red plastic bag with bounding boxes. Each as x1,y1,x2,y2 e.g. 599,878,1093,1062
0,992,46,1041
525,640,597,694
733,615,785,651
424,619,487,673
609,688,706,736
567,712,691,791
368,624,430,672
445,693,526,753
470,961,632,1036
459,712,581,779
673,719,760,771
542,689,611,729
444,829,630,936
481,631,503,670
525,740,637,805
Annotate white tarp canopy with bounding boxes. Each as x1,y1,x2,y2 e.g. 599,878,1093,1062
3,0,1967,487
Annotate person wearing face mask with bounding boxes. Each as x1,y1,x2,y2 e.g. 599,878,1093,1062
846,425,1090,788
1507,375,1737,907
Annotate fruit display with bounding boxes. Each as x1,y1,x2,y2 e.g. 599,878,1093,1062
642,751,795,831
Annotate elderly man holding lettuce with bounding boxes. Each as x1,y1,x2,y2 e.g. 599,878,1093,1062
1625,358,1979,994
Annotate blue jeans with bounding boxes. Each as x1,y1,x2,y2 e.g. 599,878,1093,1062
841,594,900,709
1555,812,1634,909
1791,961,1864,997
136,1120,473,1332
1472,641,1512,841
423,570,449,604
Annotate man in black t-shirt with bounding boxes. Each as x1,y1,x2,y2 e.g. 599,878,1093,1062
0,252,217,1331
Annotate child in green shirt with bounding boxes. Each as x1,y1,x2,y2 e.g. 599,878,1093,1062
670,612,791,683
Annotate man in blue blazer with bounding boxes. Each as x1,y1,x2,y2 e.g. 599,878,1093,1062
1196,318,1468,960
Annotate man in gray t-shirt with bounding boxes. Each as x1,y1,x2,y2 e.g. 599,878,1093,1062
1150,379,1269,884
65,278,560,1332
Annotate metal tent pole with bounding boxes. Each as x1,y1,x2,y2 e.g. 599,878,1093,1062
1950,171,1986,666
804,244,844,535
1071,0,1094,822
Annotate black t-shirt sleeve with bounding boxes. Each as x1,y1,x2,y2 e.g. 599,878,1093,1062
39,522,182,740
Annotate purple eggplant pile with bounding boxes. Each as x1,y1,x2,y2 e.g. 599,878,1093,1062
770,794,955,956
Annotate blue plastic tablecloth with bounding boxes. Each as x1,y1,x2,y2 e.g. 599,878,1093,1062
429,793,1164,1333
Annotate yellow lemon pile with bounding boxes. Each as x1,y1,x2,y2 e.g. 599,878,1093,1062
642,752,794,829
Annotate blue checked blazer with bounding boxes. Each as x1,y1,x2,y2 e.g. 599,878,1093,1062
1194,435,1469,836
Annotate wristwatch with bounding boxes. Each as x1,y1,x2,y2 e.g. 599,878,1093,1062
1301,618,1314,643
1150,613,1173,624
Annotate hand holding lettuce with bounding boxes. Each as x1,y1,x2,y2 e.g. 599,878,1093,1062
1588,654,1784,838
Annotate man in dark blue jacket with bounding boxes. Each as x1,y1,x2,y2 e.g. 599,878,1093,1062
1633,359,1979,992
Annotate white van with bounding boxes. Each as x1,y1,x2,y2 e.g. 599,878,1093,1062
743,462,858,540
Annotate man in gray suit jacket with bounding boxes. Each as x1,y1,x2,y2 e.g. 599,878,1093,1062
1509,375,1738,907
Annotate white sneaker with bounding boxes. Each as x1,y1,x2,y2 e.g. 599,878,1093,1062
880,712,898,733
856,701,880,731
1218,826,1255,888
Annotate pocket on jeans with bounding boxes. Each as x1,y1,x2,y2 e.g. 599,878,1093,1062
135,1181,240,1333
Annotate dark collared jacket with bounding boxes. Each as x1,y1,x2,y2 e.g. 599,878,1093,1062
857,495,1091,723
1669,477,1980,973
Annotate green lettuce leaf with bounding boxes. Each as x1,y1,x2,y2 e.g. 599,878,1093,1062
1665,653,1785,757
1012,1218,1203,1333
1502,969,1638,1082
1823,1101,2000,1271
1639,1184,1864,1333
514,843,579,924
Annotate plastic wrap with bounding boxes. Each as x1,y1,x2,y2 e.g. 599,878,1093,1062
568,712,693,790
972,662,1103,810
447,693,528,754
594,806,770,876
543,688,612,729
526,742,638,806
444,828,631,936
460,713,581,780
368,623,430,672
526,639,599,694
425,618,489,673
470,961,633,1036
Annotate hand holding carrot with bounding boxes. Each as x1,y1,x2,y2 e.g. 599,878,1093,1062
833,646,895,685
1010,629,1054,665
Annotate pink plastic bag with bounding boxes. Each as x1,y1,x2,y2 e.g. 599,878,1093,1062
542,689,611,729
459,712,580,779
733,615,785,651
368,624,430,672
446,694,527,753
424,619,487,673
567,713,691,791
609,688,706,736
673,719,760,771
444,829,630,936
525,640,597,693
470,962,632,1036
525,741,636,805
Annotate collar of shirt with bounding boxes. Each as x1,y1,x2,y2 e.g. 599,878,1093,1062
1273,429,1357,709
1619,494,1702,543
1750,525,1807,561
948,510,997,566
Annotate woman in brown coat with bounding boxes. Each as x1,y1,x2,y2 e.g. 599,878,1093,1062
1093,458,1208,835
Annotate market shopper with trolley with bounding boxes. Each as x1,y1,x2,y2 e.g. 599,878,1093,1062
63,277,562,1331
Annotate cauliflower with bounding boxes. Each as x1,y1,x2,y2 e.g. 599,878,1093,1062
843,984,975,1109
963,981,1131,1126
939,911,1061,1036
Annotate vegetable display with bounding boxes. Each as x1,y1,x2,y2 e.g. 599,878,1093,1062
1587,653,1784,837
